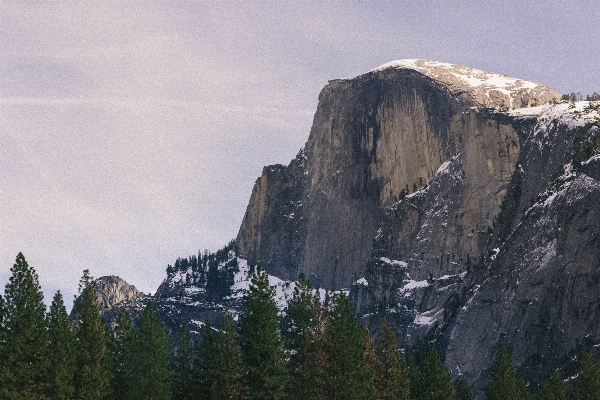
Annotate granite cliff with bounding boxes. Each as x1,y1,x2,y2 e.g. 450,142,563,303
236,59,559,289
117,60,600,397
234,59,600,395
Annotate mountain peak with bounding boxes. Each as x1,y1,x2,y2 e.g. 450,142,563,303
362,59,560,108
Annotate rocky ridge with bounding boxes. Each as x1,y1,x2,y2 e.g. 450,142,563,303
102,60,600,398
233,60,600,396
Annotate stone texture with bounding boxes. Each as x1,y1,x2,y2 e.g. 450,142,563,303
94,275,143,310
236,61,553,290
103,60,598,399
234,60,599,397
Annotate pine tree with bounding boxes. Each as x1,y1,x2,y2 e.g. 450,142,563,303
374,316,410,400
419,346,455,400
73,269,113,400
536,369,567,400
363,326,378,392
134,300,172,400
0,252,50,399
0,293,5,357
197,312,244,399
47,291,76,399
486,342,529,400
324,292,377,400
456,376,473,400
172,323,197,400
284,273,328,399
240,266,289,400
112,308,137,399
406,351,423,400
571,349,600,400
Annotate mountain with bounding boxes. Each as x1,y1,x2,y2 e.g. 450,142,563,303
235,59,600,394
105,60,600,397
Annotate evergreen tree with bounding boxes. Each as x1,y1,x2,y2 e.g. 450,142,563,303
324,292,377,400
456,376,473,400
47,291,76,400
197,312,244,399
112,308,137,399
0,252,50,399
374,317,410,400
284,273,328,399
363,326,378,392
406,351,423,400
571,349,600,400
73,269,113,400
0,293,5,356
419,346,455,400
172,323,197,400
134,300,172,400
486,342,529,400
240,266,289,400
536,369,567,400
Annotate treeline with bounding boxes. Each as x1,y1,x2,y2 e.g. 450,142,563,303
165,240,237,300
2,253,600,399
561,92,600,102
0,253,175,399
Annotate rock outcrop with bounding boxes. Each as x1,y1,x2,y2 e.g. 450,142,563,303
232,60,600,396
124,60,600,398
236,59,560,290
94,275,143,310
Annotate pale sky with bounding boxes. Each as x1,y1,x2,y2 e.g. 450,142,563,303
1,1,599,310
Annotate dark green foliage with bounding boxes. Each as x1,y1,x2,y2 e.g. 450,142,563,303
374,317,410,400
0,252,50,399
406,352,423,400
284,273,328,399
205,259,236,301
571,349,600,400
0,293,5,354
572,129,600,171
112,308,137,399
73,269,113,400
197,312,244,399
47,291,76,400
535,369,567,400
324,292,377,400
486,342,529,400
240,266,289,399
172,323,197,400
134,300,172,400
363,326,378,385
419,346,455,400
456,376,473,400
586,92,600,101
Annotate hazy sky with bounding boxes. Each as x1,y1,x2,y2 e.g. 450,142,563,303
1,1,599,309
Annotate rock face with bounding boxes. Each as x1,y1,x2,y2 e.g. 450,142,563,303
107,60,599,398
95,275,143,310
70,275,148,331
234,59,600,396
236,59,559,289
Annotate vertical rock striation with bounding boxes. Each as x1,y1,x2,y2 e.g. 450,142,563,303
237,60,558,290
233,59,600,395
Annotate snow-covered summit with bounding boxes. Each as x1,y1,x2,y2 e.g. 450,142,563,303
361,59,561,109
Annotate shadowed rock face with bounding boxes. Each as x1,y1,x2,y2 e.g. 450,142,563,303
90,60,595,398
234,60,600,397
236,61,556,289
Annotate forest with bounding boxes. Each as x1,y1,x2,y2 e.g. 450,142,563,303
1,252,600,399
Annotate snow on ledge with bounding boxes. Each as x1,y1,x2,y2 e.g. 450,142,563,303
379,257,408,267
354,277,369,286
